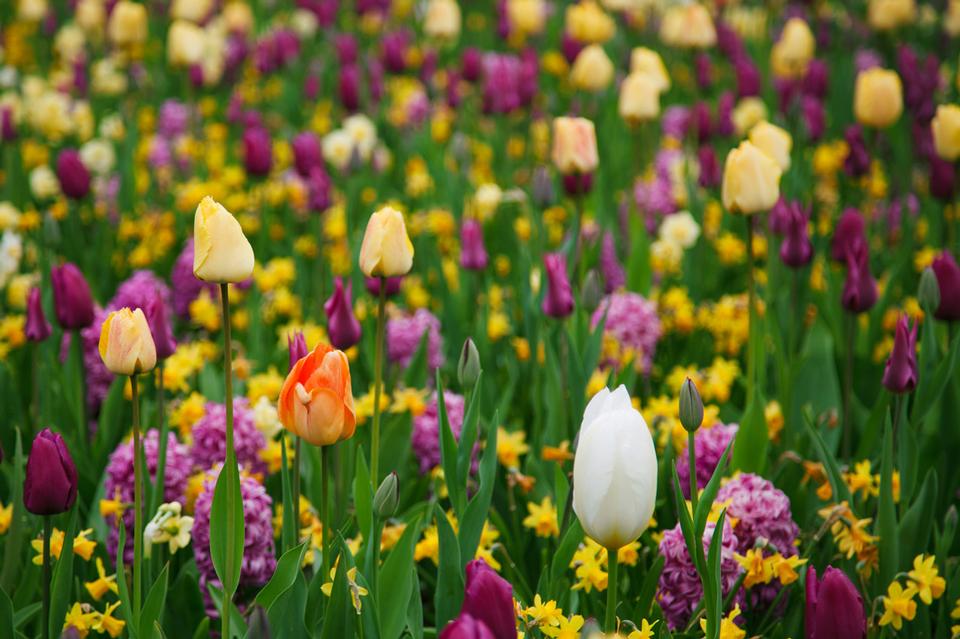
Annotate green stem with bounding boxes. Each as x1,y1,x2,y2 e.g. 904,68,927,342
73,330,88,447
42,516,51,639
220,283,236,639
605,547,619,633
370,279,387,485
131,374,143,615
746,218,756,401
321,444,331,581
688,430,698,510
293,435,302,524
843,313,856,458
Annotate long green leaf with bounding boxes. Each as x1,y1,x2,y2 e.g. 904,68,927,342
354,448,373,548
253,542,308,611
138,563,169,639
319,540,356,639
0,585,14,639
280,437,296,553
899,470,938,562
209,455,245,596
731,393,768,474
433,504,463,630
704,510,728,639
456,372,483,489
380,517,421,639
458,410,499,570
802,406,853,504
49,508,78,635
694,443,732,539
435,373,465,517
878,421,899,587
115,525,137,639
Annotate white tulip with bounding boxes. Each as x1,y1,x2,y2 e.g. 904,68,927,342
573,385,658,549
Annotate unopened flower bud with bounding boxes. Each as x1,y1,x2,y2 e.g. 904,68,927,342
458,338,481,390
679,377,704,433
374,472,399,518
247,605,272,639
919,266,941,313
581,270,602,313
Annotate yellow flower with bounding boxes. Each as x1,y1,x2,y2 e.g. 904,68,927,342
84,558,119,601
359,206,414,277
628,619,658,639
98,307,157,376
522,497,559,538
320,566,369,613
907,554,946,605
32,528,97,564
497,428,530,469
0,502,12,534
722,140,782,215
193,196,255,283
734,549,775,588
247,367,284,403
93,600,126,638
524,594,563,628
772,553,807,585
879,581,918,630
541,614,584,639
390,387,430,416
63,602,98,638
700,603,746,639
844,460,877,499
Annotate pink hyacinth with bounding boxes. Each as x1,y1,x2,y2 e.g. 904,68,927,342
591,292,662,373
387,309,444,370
411,391,470,474
190,398,268,475
676,423,738,499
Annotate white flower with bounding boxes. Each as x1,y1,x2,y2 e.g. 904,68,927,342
0,231,23,289
80,138,116,175
253,395,283,439
343,115,378,162
322,128,355,171
474,183,503,219
0,202,21,231
572,386,658,549
144,502,194,557
29,165,61,200
659,211,701,249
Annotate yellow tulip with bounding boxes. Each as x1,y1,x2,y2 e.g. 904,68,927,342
423,0,461,42
722,141,782,215
619,73,661,124
507,0,546,36
565,0,615,45
770,17,815,79
551,116,599,174
99,308,156,376
359,207,415,278
167,19,206,67
108,1,148,47
868,0,916,31
629,47,670,93
193,196,255,283
932,105,960,162
659,3,716,49
748,121,792,171
570,45,614,93
854,68,903,129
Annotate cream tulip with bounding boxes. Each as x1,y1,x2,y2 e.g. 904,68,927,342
853,68,903,128
98,307,157,376
629,47,670,93
573,386,658,550
722,141,782,215
424,0,462,42
570,44,614,93
192,196,255,283
748,121,792,171
932,104,960,162
551,116,599,174
619,72,661,124
359,206,415,278
167,19,206,67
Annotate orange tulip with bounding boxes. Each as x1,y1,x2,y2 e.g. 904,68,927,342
278,343,356,446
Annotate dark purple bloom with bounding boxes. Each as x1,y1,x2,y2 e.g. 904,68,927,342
243,127,273,177
843,125,870,178
805,566,866,639
715,91,735,137
802,96,825,140
24,429,77,515
339,65,361,112
460,219,488,271
735,57,762,97
461,560,515,639
780,204,814,268
830,208,866,262
462,47,482,82
599,232,625,293
841,239,878,314
335,34,358,65
0,106,16,141
882,315,918,394
932,252,960,321
288,330,308,371
693,102,712,143
25,287,52,342
930,156,955,201
381,32,408,73
145,295,176,360
51,263,95,330
698,145,721,188
440,614,495,639
561,172,593,197
324,277,362,350
803,59,829,99
292,131,323,177
57,149,91,199
695,53,712,90
542,253,574,318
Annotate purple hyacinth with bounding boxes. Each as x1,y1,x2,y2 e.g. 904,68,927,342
658,519,741,630
190,398,267,475
60,307,113,416
170,238,218,319
109,270,173,314
193,469,277,616
599,232,625,293
676,423,738,499
387,309,444,370
411,391,469,474
591,292,662,373
158,100,191,138
104,430,192,562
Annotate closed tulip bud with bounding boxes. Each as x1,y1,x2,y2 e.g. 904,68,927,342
359,206,415,278
532,166,555,207
108,1,148,47
243,127,273,177
931,252,960,321
619,72,661,124
56,149,91,200
805,566,866,639
25,287,52,342
841,239,878,314
439,614,495,639
461,560,515,639
167,19,206,67
770,17,815,79
748,121,792,171
843,125,871,177
246,605,271,639
581,270,602,312
324,277,362,350
722,141,782,215
424,0,461,42
854,68,903,129
193,196,255,283
507,0,546,37
278,343,356,446
629,47,670,92
573,386,657,549
659,3,716,49
570,45,614,93
292,131,322,177
918,267,941,313
551,116,598,175
24,428,78,515
882,315,918,394
679,377,703,433
99,307,157,375
541,253,574,318
780,204,813,268
830,208,866,262
458,338,481,390
51,262,95,330
565,0,616,45
145,296,176,360
932,104,960,162
287,330,308,371
460,219,488,271
373,472,399,517
868,0,916,31
339,65,360,112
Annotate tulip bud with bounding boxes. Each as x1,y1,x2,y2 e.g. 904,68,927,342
722,140,782,214
461,560,515,639
364,276,403,298
457,338,481,390
51,262,95,330
292,131,322,177
374,472,399,518
24,428,78,515
145,296,176,360
287,331,308,371
243,126,273,177
439,614,495,639
830,208,866,262
780,204,813,269
919,267,941,313
551,116,599,175
881,315,918,394
193,196,255,283
246,605,272,639
932,104,960,162
581,270,602,312
108,0,148,47
25,287,52,342
841,239,878,314
541,253,574,319
99,307,158,376
853,67,903,129
931,252,960,321
56,149,91,200
805,566,866,639
324,277,362,350
460,219,488,271
679,377,704,433
359,206,415,278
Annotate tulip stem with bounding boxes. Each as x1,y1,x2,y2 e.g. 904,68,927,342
370,278,387,485
688,430,698,510
842,313,855,458
745,218,756,400
605,548,619,633
131,374,143,615
41,515,51,639
320,444,331,582
293,435,301,528
220,283,236,639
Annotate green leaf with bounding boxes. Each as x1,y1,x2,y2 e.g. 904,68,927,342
0,430,26,593
694,443,732,540
115,525,137,639
626,212,651,293
634,554,664,620
671,465,703,573
434,503,464,630
280,437,296,553
802,406,853,504
899,470,938,562
704,509,728,639
253,542,308,611
93,378,126,463
456,373,483,489
405,569,424,639
319,540,356,639
856,390,891,459
731,393,768,474
911,329,960,425
191,618,210,639
548,519,583,597
0,585,14,639
354,448,373,546
49,508,78,635
205,584,248,639
209,454,245,596
139,563,169,639
380,517,421,639
436,372,465,517
264,572,309,639
458,411,499,570
878,421,899,587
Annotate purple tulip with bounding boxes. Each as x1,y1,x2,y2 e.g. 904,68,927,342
780,204,813,268
439,614,495,639
805,566,866,639
715,91,735,137
841,239,877,314
339,65,361,112
382,32,408,73
287,331,308,371
830,208,866,262
460,559,515,639
930,157,956,202
292,132,323,177
802,96,825,140
769,198,791,235
304,73,321,101
882,315,918,394
932,252,960,321
243,127,273,177
803,59,829,99
561,172,593,197
365,276,403,298
460,220,488,271
335,34,358,65
0,105,16,141
542,253,574,319
697,145,721,188
307,166,332,212
24,429,78,515
56,149,90,199
693,102,712,143
695,53,712,90
735,57,761,98
324,278,362,350
462,47,482,83
561,32,584,65
25,287,52,342
51,263,95,330
843,125,870,178
145,295,176,360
